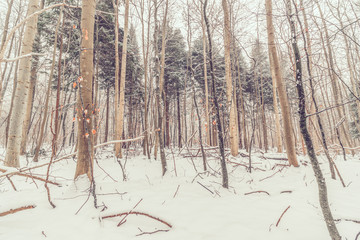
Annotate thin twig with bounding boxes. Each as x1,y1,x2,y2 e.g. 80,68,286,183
334,218,360,224
117,198,143,226
173,185,180,198
136,229,169,236
102,211,172,228
197,181,214,195
244,190,270,196
276,205,291,227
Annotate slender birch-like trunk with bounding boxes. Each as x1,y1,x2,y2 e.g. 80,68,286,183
5,0,40,167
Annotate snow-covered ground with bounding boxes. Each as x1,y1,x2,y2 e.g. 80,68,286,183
0,146,359,240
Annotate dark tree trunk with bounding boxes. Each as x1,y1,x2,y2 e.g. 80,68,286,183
287,1,340,239
204,0,228,188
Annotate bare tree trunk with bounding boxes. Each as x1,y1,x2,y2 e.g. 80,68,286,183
154,0,167,175
268,50,282,152
139,0,151,158
0,0,15,117
222,0,238,156
287,2,340,239
204,0,228,188
113,0,120,155
200,5,211,146
5,0,40,167
74,0,95,180
33,5,63,163
265,0,299,167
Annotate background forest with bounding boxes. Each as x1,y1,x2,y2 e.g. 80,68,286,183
0,0,360,239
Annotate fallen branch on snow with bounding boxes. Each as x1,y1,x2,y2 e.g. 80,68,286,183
244,190,270,196
0,168,60,186
0,205,36,217
102,211,172,228
334,218,360,224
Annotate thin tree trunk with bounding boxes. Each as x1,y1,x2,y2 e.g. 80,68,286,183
287,2,340,239
5,0,40,167
201,6,211,146
154,0,167,175
33,5,63,163
204,0,228,188
265,0,299,167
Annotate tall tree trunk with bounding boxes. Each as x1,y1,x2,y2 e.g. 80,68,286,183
5,0,40,167
0,0,15,118
140,0,151,158
115,0,130,158
154,0,167,175
113,0,120,155
204,0,228,188
33,5,63,163
222,0,238,156
201,6,211,146
265,0,299,167
74,0,95,180
287,2,340,239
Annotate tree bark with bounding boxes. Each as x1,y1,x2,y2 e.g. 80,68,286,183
5,0,40,167
154,0,167,175
33,5,63,163
222,0,238,156
74,0,96,180
287,1,340,238
265,0,299,167
204,0,228,188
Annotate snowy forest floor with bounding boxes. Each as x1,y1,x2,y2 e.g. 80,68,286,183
0,146,359,240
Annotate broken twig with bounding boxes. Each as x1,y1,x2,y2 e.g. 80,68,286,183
0,205,36,217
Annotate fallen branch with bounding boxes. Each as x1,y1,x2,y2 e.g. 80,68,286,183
0,205,36,217
244,190,270,196
136,229,169,236
276,205,291,227
197,181,214,195
6,176,17,191
0,168,60,186
260,167,285,182
334,218,360,224
102,211,172,228
173,185,180,198
117,199,143,227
